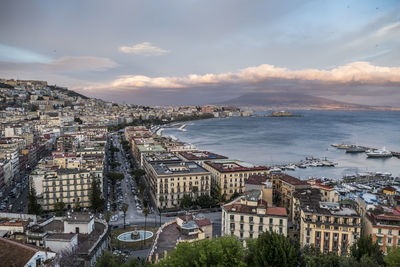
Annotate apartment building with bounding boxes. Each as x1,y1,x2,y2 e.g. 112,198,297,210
270,173,310,217
307,178,339,203
31,168,102,211
357,195,400,253
299,201,361,255
222,189,288,240
203,161,269,199
146,160,211,209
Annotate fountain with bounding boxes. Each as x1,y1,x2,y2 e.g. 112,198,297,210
117,230,153,242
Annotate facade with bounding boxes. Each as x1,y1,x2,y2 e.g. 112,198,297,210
146,160,211,209
222,190,288,240
358,195,400,253
270,173,310,218
31,168,102,211
299,201,361,255
307,178,339,203
203,161,269,199
245,174,273,206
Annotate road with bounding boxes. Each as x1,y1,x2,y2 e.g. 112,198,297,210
107,132,222,236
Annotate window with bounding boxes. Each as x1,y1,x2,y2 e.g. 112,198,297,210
249,233,253,238
230,215,234,221
250,225,253,231
259,226,263,232
240,232,243,238
269,218,273,224
230,223,235,230
75,227,80,234
240,216,244,222
269,226,273,232
260,217,263,224
388,238,392,244
279,219,283,225
378,228,382,234
279,227,283,234
388,229,392,235
377,237,381,243
249,217,253,222
240,224,244,230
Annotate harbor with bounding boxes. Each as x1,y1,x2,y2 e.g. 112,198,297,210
331,143,400,159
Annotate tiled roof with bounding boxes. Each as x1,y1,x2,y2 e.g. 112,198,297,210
266,207,287,216
246,174,269,185
195,219,211,227
0,237,40,266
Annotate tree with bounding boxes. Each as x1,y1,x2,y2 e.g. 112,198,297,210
157,236,246,267
104,211,111,224
350,235,384,266
246,231,300,267
74,117,83,124
143,207,149,248
107,172,124,201
28,185,42,215
191,186,198,198
122,203,129,229
196,194,215,208
385,247,400,267
180,194,193,209
229,191,241,201
54,201,65,216
90,177,105,213
159,195,165,210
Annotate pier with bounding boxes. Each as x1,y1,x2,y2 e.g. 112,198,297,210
331,143,400,159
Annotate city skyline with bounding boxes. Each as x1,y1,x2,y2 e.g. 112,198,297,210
1,0,400,106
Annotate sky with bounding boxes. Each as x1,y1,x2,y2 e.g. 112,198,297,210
0,0,399,106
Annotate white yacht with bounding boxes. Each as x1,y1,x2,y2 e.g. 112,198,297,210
366,147,392,158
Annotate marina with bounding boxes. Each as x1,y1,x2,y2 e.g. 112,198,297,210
331,143,400,159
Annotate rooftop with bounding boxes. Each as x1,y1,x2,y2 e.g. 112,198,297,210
204,161,268,173
246,174,270,185
179,151,227,161
150,161,209,176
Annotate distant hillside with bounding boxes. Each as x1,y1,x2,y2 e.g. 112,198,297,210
218,92,373,110
48,85,89,99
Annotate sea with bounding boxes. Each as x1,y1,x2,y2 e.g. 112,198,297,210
162,110,400,180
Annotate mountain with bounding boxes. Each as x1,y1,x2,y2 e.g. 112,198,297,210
218,92,376,110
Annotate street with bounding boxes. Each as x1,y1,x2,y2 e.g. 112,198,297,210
107,133,222,236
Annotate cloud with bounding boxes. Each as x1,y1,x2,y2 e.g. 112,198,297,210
44,56,118,72
119,42,169,56
0,44,52,63
85,61,400,91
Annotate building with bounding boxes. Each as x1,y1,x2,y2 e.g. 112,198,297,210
307,178,339,203
299,201,361,255
178,151,228,167
222,190,288,240
30,168,102,211
203,161,269,199
357,195,400,253
270,173,310,217
149,214,212,263
26,213,109,266
245,174,273,206
146,161,211,209
0,237,56,267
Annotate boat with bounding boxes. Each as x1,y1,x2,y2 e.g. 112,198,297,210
270,167,282,173
331,143,351,149
297,164,307,168
285,165,296,171
366,147,392,158
178,124,187,132
345,146,366,153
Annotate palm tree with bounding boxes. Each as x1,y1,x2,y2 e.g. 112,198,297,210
143,207,149,248
122,203,129,229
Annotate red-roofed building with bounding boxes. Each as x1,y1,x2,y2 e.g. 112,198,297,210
222,189,288,240
307,178,339,203
268,173,309,217
364,206,400,253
